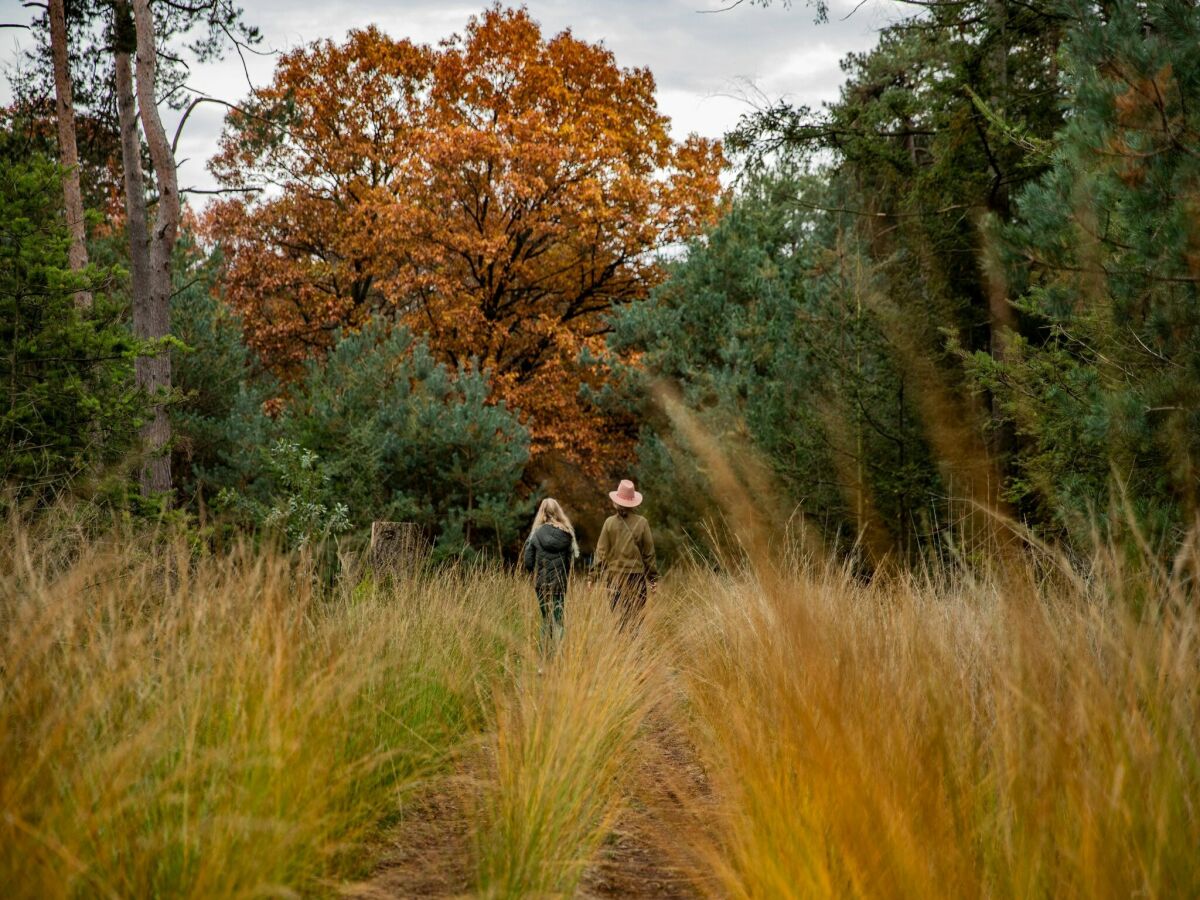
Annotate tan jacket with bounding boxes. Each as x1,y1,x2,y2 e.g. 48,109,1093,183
594,513,657,579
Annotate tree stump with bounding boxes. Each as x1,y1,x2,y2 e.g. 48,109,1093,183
370,521,427,577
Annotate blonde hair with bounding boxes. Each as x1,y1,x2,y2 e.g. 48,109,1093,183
530,498,580,558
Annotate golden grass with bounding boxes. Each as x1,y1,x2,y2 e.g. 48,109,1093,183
474,582,663,897
3,514,1197,898
0,523,525,898
667,549,1200,899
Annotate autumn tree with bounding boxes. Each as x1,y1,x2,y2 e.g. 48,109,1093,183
206,6,723,471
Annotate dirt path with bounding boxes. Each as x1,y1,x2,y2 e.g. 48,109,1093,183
579,709,714,898
344,709,714,899
341,776,474,899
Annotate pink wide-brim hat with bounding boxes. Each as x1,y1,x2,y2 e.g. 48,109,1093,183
609,479,643,508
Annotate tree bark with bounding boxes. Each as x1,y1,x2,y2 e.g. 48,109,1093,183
48,0,91,309
370,521,428,577
131,0,178,498
114,0,170,497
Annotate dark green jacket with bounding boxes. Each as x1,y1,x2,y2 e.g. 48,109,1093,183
523,524,574,598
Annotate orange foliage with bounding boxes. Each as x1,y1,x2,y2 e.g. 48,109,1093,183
204,6,724,470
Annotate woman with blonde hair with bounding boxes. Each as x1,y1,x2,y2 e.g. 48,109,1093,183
522,498,579,648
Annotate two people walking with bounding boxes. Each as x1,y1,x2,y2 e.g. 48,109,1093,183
522,479,656,646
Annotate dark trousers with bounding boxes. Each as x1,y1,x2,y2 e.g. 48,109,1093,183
607,573,647,630
537,588,565,648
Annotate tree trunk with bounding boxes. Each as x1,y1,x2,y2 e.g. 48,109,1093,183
132,0,180,499
370,521,428,577
48,0,91,309
114,0,170,497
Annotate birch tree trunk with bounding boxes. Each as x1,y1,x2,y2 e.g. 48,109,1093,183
48,0,91,309
114,0,170,497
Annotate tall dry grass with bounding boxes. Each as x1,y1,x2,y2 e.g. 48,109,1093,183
668,547,1200,899
474,582,664,897
650,366,1199,897
0,521,526,898
4,510,1197,899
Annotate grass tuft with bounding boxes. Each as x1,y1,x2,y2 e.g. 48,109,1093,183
474,583,662,897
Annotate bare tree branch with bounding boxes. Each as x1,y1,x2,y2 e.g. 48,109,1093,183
171,94,253,154
841,0,871,19
180,185,263,195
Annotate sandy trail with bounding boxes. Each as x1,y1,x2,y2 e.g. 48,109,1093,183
342,775,474,899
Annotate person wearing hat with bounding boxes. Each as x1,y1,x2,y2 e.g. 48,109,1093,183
592,479,657,628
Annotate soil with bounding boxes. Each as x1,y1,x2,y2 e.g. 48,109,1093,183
341,776,474,899
578,710,715,899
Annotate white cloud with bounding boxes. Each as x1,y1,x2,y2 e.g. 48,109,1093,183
759,41,849,106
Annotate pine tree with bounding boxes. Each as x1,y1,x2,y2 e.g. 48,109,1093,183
972,0,1200,545
180,310,531,555
0,155,141,504
170,234,275,506
611,168,938,562
273,320,530,556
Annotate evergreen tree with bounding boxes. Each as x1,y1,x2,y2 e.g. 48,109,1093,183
171,234,275,507
726,0,1068,553
612,168,938,562
176,300,530,555
275,321,530,556
971,0,1200,545
0,155,141,504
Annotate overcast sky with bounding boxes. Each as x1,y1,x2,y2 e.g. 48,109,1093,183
1,0,910,201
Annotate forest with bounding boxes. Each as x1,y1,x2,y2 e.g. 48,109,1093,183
5,0,1200,564
2,0,1199,897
